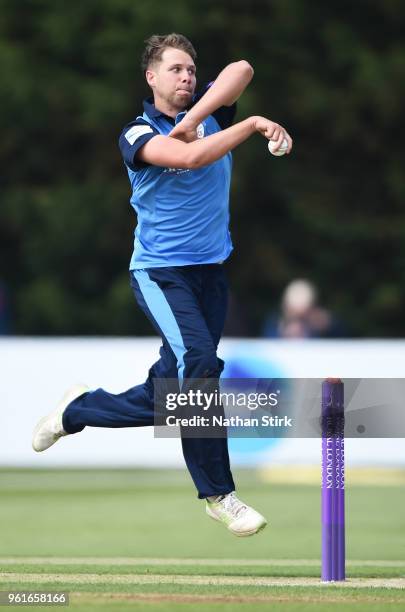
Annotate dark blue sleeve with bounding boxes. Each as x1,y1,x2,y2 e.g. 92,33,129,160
118,119,159,170
192,82,237,130
212,102,237,130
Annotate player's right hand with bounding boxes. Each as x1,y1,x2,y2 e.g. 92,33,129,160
251,116,293,153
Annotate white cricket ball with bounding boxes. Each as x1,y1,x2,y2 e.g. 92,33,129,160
268,138,288,156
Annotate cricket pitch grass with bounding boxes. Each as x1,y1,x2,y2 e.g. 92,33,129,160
1,468,404,611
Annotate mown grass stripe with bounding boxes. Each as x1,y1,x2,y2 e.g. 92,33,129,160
1,557,405,567
1,573,404,589
70,590,405,605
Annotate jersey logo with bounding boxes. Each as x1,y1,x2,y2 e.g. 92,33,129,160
163,168,190,175
197,123,205,138
125,124,153,145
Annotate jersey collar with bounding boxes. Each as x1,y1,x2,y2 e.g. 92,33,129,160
143,97,191,125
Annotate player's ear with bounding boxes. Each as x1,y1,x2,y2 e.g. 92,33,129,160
145,69,157,88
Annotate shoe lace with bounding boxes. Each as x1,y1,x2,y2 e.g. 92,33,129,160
222,493,248,518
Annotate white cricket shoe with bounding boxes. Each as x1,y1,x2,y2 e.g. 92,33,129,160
206,492,267,537
32,384,89,452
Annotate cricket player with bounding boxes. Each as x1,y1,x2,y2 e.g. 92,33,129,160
33,33,292,537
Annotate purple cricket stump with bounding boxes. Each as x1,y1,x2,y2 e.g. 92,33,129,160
321,378,345,582
337,425,345,580
321,431,334,580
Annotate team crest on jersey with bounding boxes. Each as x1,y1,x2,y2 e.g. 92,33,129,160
197,123,205,139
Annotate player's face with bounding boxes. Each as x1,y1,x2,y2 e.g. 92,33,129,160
146,47,197,112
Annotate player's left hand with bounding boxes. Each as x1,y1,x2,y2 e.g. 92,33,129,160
168,120,198,143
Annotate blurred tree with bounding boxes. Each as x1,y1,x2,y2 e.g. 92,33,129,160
1,0,405,336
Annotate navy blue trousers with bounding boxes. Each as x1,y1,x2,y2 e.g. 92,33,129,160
63,264,235,499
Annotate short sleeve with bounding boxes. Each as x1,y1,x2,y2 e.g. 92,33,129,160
212,103,237,131
118,119,159,170
192,82,237,131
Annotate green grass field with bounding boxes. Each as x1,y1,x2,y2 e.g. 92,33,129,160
0,468,404,611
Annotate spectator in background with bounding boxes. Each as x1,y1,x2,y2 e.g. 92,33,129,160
262,278,345,338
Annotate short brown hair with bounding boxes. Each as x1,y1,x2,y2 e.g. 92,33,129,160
141,33,197,73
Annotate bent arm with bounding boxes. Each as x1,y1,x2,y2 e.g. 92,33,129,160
188,61,253,123
137,115,292,169
170,61,253,141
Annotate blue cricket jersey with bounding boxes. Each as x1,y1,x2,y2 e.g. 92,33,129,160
118,85,236,269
